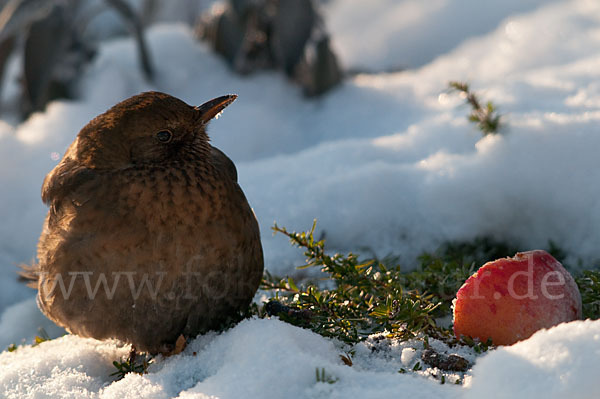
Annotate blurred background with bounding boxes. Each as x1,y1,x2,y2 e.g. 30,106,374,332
0,0,555,119
1,0,599,345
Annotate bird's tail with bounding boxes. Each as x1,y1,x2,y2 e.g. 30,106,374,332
18,262,39,289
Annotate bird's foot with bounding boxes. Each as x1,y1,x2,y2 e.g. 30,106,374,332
161,334,187,357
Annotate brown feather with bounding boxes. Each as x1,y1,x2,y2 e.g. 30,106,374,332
31,92,263,354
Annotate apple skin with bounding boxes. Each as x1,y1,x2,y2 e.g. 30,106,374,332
453,250,582,346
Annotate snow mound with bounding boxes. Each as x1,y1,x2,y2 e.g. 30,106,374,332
465,319,600,398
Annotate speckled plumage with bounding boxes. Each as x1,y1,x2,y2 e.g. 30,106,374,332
29,91,263,354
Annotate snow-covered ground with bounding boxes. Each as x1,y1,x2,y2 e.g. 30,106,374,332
1,0,599,397
1,317,599,398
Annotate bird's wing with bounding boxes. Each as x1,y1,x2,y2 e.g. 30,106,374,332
41,162,109,230
28,164,105,287
41,160,98,205
211,147,238,182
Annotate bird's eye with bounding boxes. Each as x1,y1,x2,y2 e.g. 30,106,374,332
156,130,173,143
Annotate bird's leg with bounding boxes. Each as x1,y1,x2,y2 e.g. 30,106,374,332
128,346,137,365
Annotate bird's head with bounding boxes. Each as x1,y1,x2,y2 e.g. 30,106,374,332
70,91,237,169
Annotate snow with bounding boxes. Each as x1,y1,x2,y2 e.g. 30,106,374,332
0,298,64,350
0,318,462,399
1,0,600,397
1,318,598,398
324,0,559,71
465,319,600,398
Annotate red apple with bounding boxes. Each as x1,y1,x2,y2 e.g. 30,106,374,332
453,250,582,345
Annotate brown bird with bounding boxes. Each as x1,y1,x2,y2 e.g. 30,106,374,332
23,91,264,355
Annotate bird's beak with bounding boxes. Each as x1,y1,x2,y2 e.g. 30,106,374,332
195,95,237,124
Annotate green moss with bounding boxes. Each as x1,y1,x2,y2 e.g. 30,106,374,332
576,270,600,320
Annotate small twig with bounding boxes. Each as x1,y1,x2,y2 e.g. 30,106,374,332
448,81,502,135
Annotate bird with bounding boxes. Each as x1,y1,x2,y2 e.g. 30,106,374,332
22,91,264,355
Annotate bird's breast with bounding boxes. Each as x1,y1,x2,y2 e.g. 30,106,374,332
111,163,251,262
120,164,222,226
